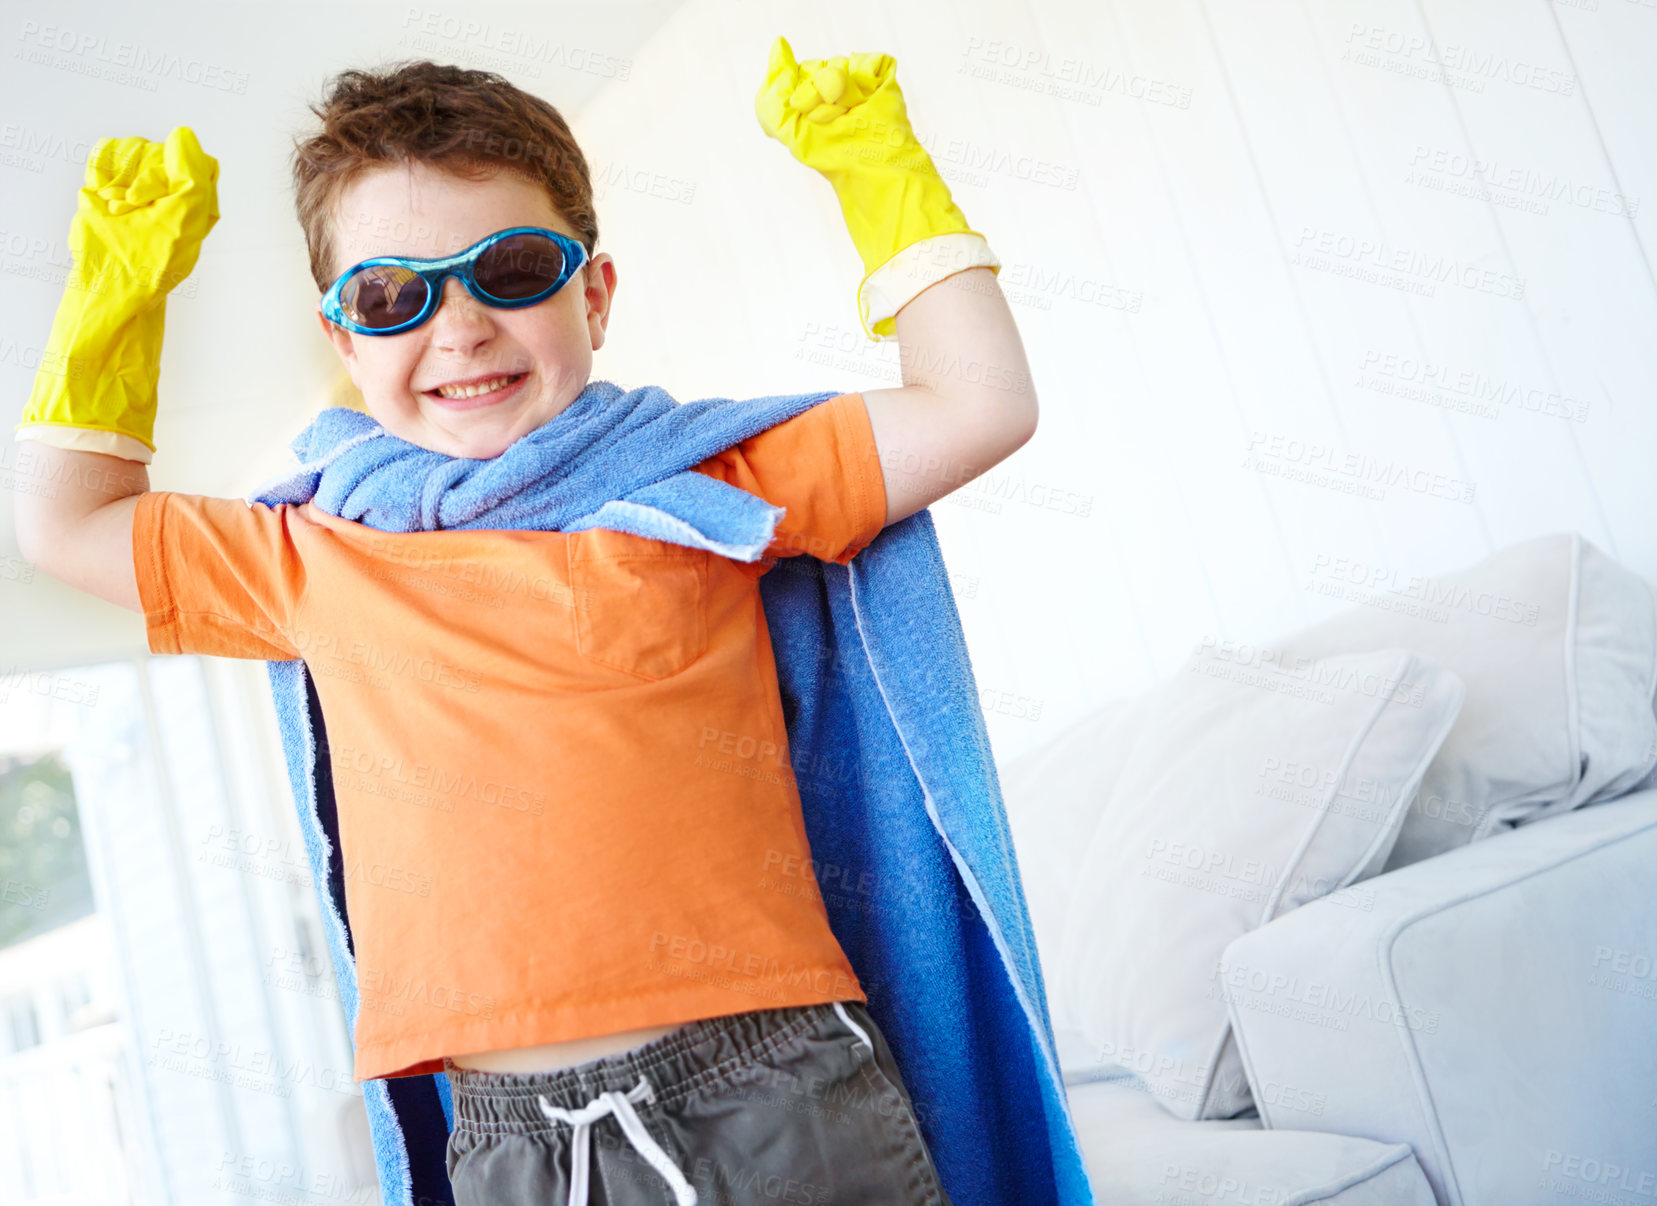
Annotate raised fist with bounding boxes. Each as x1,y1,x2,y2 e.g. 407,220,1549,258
71,126,220,300
754,35,913,172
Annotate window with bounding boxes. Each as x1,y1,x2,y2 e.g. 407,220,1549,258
0,657,374,1205
0,750,94,948
2,993,38,1053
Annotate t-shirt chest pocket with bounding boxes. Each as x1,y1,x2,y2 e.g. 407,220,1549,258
566,529,710,680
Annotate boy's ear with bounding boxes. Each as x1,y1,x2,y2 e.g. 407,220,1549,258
585,254,617,351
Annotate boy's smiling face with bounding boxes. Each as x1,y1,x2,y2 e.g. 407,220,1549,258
318,159,615,459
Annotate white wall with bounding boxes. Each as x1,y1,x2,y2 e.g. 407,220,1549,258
570,0,1657,767
4,0,1653,764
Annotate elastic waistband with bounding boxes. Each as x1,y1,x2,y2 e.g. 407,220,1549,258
442,1001,843,1133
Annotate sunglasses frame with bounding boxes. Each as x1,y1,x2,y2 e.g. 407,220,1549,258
320,225,590,336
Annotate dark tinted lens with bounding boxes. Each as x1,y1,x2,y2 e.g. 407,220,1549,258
340,265,429,330
473,234,567,301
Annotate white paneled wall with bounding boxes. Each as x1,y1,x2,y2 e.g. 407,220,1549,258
575,0,1655,765
1,0,1649,762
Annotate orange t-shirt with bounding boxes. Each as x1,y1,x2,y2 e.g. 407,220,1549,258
132,391,886,1080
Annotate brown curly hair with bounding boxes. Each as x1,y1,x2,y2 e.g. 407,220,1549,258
291,60,598,291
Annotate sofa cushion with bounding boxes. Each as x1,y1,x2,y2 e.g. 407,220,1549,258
1004,645,1464,1120
1067,1076,1437,1205
1273,533,1657,869
1000,694,1149,1081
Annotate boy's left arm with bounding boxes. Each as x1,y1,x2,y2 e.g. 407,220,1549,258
859,264,1038,527
755,37,1039,530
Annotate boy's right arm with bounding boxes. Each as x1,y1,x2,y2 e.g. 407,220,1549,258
11,127,218,615
15,453,311,663
12,443,147,613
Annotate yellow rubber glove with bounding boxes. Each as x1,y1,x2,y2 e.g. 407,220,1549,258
755,36,1000,341
14,126,220,463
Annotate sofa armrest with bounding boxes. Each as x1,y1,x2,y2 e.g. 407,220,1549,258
1218,790,1657,1206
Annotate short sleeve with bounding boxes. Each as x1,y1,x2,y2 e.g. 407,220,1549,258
132,491,308,660
690,392,888,566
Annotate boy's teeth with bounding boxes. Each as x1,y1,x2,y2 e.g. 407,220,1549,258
435,375,517,399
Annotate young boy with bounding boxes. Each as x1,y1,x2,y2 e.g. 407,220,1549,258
13,46,1037,1205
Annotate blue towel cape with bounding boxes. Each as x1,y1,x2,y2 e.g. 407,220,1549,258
247,378,1094,1206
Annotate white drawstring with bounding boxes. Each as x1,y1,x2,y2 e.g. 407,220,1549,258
833,1000,873,1052
534,1006,864,1206
537,1074,697,1206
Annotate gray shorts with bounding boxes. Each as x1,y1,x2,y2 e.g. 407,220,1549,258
441,998,952,1205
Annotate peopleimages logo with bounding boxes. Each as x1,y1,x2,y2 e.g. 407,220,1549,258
15,21,251,93
358,966,496,1020
646,932,859,999
397,8,632,80
289,625,481,693
1341,23,1577,96
1540,1150,1657,1197
0,665,100,706
1307,552,1542,625
1357,349,1592,424
1292,225,1525,300
1222,963,1441,1034
331,744,546,816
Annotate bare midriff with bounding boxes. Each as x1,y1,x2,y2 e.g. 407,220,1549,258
448,1020,690,1073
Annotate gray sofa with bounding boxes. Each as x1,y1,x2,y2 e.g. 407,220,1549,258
1002,533,1657,1205
1062,788,1657,1205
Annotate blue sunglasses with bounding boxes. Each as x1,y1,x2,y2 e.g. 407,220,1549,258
320,226,589,336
